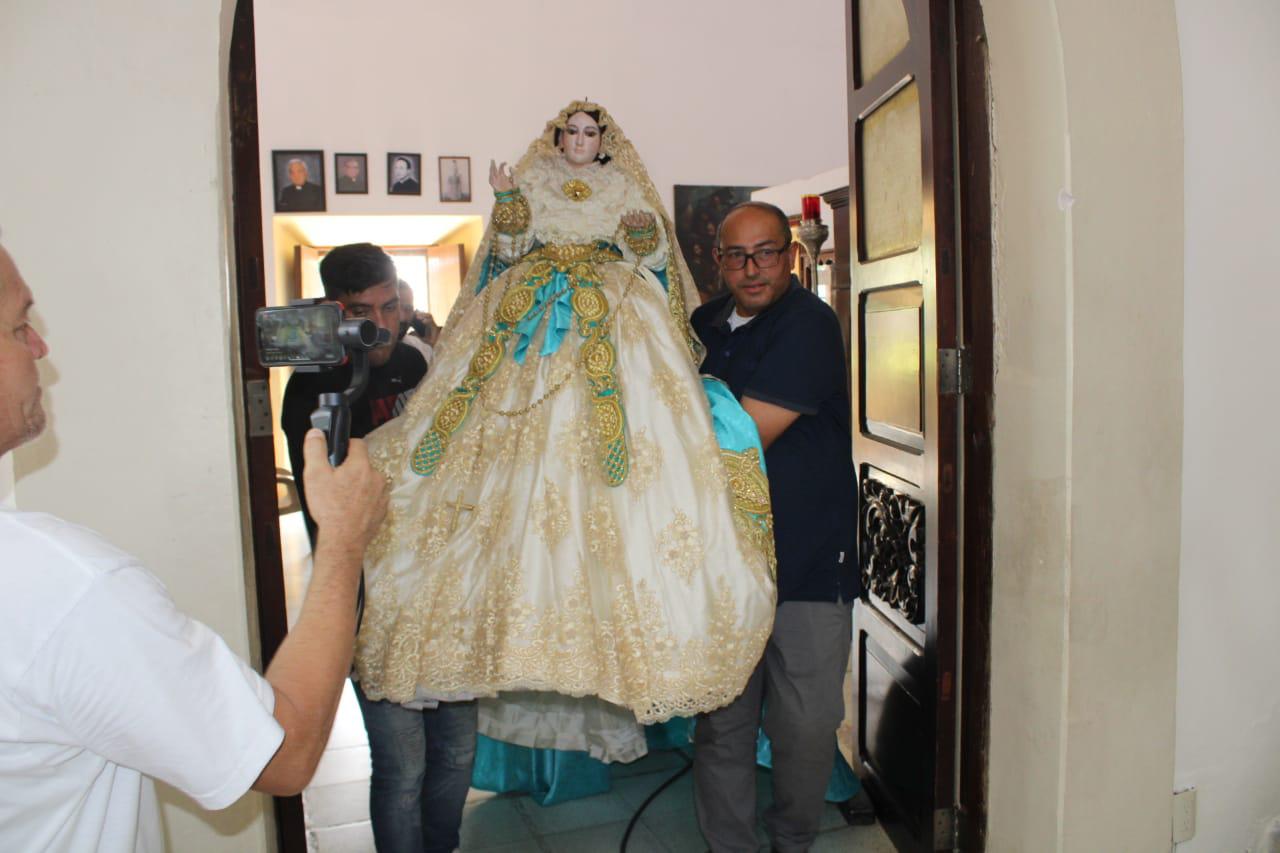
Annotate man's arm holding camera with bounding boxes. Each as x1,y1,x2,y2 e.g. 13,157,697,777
252,429,387,795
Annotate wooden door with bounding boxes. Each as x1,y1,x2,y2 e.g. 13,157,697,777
846,1,962,849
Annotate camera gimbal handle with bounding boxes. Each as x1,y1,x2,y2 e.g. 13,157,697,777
308,317,390,466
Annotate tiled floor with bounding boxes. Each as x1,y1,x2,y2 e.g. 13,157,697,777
301,684,892,852
282,512,890,852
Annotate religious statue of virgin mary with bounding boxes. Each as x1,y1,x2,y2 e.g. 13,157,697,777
354,100,776,762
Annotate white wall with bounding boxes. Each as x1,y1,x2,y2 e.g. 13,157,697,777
0,2,271,851
1174,2,1280,850
253,0,849,291
982,1,1184,849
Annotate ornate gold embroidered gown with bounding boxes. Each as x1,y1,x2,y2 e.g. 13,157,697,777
354,102,775,760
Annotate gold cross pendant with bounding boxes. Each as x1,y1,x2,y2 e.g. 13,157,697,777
443,492,478,536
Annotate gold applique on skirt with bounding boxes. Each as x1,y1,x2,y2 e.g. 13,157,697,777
355,254,776,736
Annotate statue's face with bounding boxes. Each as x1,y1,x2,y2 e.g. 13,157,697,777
560,112,602,167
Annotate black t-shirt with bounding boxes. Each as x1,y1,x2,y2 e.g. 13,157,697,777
692,280,858,603
282,343,427,544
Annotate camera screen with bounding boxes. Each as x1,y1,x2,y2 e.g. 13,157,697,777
256,303,345,367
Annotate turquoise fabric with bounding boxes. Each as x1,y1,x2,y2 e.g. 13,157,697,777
484,240,642,364
477,243,672,364
702,376,766,472
471,718,861,806
475,249,506,294
511,273,574,364
471,736,611,807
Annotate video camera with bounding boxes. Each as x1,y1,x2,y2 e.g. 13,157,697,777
255,299,391,465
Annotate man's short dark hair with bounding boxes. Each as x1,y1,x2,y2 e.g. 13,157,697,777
319,243,396,300
716,201,793,248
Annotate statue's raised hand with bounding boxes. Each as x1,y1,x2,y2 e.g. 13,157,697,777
489,160,516,194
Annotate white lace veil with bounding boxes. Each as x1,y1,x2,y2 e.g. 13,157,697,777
440,100,704,364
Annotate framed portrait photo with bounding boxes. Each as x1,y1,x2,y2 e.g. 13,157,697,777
334,152,368,194
387,152,422,196
272,150,326,213
438,156,472,203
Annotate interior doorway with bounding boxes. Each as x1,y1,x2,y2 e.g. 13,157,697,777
226,0,992,850
270,233,467,848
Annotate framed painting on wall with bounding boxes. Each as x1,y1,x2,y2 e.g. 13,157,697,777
438,156,471,202
673,184,761,300
272,149,326,213
388,153,422,195
334,152,367,194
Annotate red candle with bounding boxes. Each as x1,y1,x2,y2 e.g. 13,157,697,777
801,194,821,222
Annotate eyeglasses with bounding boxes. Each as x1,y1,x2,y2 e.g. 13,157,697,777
715,244,790,271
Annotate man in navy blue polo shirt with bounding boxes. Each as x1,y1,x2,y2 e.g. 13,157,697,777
690,201,858,853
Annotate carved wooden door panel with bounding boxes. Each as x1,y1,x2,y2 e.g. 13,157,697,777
846,1,961,850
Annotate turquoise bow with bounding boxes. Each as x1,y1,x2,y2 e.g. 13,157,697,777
511,272,575,364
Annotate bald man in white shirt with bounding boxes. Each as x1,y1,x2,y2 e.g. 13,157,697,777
0,243,387,851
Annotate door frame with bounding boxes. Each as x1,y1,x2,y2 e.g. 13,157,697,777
953,0,992,847
227,0,307,850
225,1,993,849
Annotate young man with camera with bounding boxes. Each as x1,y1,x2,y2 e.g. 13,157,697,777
281,242,477,853
282,244,428,543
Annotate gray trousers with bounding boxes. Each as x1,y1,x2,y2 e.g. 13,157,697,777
694,599,854,853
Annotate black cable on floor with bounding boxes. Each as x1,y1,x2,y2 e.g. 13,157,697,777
619,750,694,853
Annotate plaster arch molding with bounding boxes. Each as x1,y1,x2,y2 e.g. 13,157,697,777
978,1,1184,850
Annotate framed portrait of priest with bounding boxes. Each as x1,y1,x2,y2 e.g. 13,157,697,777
272,150,326,213
387,153,422,196
334,153,368,194
439,156,471,202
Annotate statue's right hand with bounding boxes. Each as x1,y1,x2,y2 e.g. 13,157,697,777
489,160,516,194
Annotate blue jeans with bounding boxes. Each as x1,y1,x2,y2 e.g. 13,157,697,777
353,681,478,853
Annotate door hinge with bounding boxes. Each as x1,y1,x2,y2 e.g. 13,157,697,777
246,379,273,438
934,804,964,850
939,347,971,396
